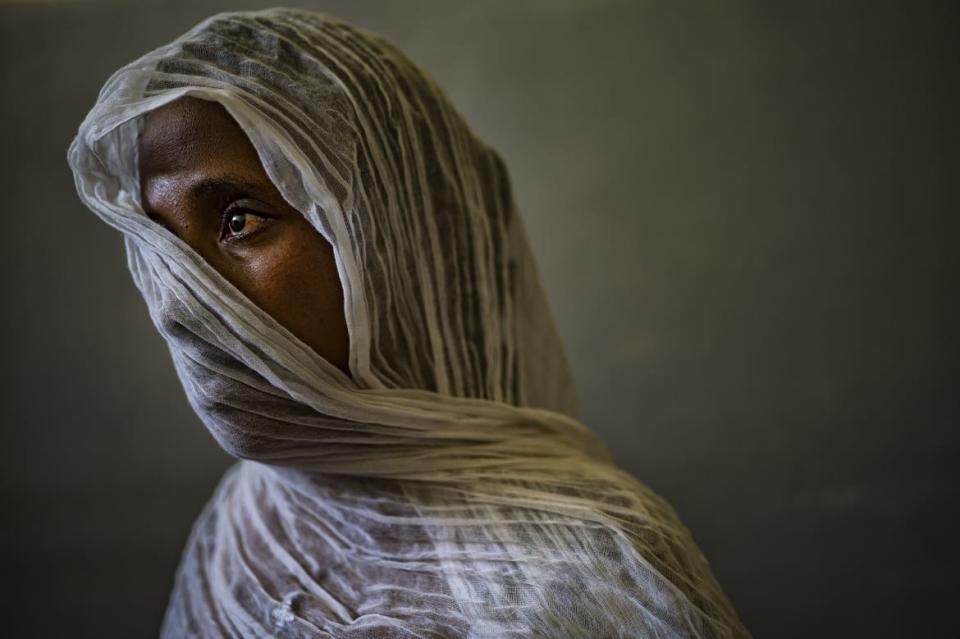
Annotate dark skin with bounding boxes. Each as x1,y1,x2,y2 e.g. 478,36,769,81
138,97,351,374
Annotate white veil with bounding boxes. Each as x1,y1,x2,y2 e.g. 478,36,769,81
68,9,748,638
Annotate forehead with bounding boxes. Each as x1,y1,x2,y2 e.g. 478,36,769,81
138,97,260,177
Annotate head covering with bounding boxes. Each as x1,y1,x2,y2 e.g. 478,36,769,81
68,8,747,638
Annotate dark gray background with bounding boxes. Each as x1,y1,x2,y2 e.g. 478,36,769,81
1,1,956,637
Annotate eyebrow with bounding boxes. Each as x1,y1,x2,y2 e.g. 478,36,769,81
140,173,267,231
187,174,263,200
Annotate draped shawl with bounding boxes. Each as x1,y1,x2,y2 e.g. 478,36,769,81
68,9,748,638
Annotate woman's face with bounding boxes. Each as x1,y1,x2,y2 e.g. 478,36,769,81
137,96,350,374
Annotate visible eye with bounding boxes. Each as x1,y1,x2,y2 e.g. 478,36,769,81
219,208,269,242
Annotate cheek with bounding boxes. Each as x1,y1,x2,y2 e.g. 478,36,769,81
238,230,350,371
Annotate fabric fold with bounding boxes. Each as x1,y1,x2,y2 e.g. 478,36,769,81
68,9,748,637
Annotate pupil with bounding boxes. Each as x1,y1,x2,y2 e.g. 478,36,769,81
228,213,246,233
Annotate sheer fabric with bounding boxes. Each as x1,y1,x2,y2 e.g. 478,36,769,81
68,9,748,638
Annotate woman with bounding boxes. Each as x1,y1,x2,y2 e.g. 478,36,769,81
68,9,748,638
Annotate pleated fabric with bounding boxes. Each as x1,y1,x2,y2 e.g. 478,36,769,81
68,9,749,638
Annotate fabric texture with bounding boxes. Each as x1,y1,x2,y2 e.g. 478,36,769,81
68,9,749,638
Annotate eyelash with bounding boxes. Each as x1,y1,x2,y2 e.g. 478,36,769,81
218,206,269,243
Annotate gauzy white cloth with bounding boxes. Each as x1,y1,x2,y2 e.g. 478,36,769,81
68,9,749,638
